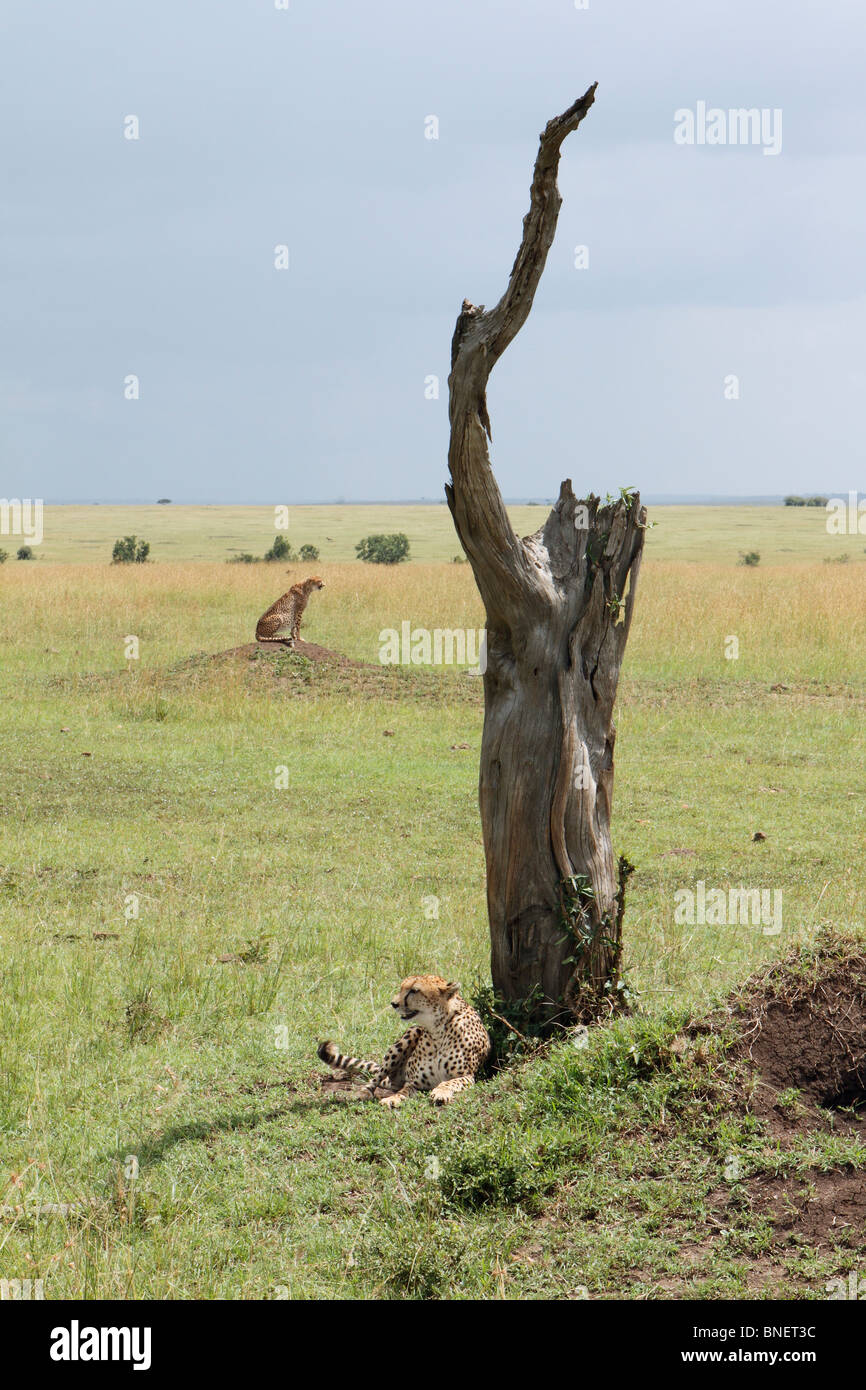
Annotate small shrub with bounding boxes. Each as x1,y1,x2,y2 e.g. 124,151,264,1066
237,932,271,965
784,496,805,507
355,1226,468,1298
299,544,320,561
738,551,760,567
355,533,410,564
124,988,168,1044
438,1137,548,1211
16,545,34,561
156,498,171,504
264,535,296,562
469,982,549,1073
0,549,7,564
228,552,260,564
112,536,150,564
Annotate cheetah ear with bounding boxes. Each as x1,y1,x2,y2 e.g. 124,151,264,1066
443,980,460,999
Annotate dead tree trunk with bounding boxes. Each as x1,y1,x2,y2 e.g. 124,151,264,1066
445,86,646,1028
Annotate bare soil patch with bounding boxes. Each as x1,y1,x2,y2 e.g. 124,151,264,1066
736,1169,866,1250
732,953,866,1134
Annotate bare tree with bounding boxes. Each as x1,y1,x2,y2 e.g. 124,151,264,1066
446,86,647,1027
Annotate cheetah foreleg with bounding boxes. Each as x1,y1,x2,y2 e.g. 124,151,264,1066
379,1083,421,1110
429,1075,475,1106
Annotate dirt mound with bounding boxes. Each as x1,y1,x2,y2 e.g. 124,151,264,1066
212,640,363,667
730,950,866,1132
698,940,866,1262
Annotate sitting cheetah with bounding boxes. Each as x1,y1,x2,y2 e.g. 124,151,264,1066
317,975,490,1108
255,575,324,647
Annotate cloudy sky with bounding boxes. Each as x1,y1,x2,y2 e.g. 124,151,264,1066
2,0,864,502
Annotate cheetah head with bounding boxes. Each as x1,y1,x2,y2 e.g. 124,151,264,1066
285,574,325,590
392,975,460,1025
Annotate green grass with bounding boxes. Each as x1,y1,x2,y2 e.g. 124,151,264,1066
0,507,864,1299
9,500,866,565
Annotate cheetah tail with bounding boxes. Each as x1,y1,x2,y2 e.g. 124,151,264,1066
317,1040,382,1079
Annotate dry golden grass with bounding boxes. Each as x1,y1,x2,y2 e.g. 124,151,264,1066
2,558,864,685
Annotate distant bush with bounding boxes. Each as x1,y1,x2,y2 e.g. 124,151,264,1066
738,551,761,567
264,535,296,562
807,496,828,507
784,495,828,507
824,553,849,564
232,537,317,563
157,498,172,504
112,536,150,564
16,546,34,561
784,496,805,506
355,533,410,565
452,554,467,564
0,549,7,564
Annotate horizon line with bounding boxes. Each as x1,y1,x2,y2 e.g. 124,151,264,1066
32,494,831,508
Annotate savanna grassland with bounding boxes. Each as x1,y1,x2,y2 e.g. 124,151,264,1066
21,499,866,565
0,505,864,1300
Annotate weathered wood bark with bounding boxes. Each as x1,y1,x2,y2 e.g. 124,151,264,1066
446,86,646,1027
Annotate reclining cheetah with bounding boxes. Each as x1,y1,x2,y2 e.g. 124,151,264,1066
317,975,490,1108
255,575,324,647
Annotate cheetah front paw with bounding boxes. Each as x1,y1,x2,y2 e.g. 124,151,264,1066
379,1093,404,1109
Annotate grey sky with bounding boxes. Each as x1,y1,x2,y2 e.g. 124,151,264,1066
2,0,864,503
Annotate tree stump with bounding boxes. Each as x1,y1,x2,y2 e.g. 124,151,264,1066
445,86,647,1027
